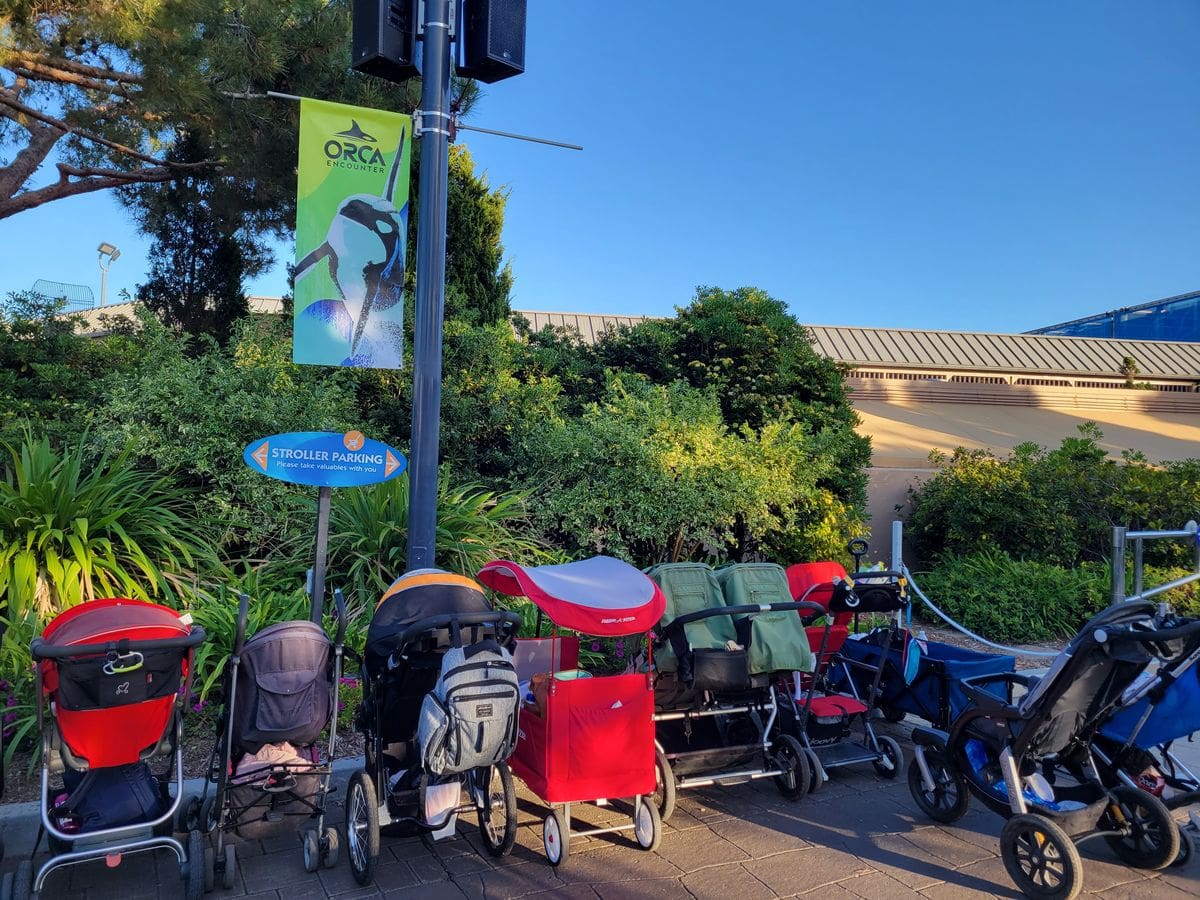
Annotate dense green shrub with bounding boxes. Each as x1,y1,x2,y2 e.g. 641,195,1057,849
92,316,359,557
516,375,863,566
917,550,1200,642
0,430,213,620
907,424,1200,568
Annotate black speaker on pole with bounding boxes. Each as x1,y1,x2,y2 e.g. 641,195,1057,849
458,0,526,84
352,0,420,82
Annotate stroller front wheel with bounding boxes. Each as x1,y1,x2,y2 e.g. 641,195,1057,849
634,796,662,852
543,809,570,868
346,770,380,886
873,736,903,779
1000,813,1082,900
475,763,517,858
1102,786,1179,871
907,753,969,824
771,734,811,801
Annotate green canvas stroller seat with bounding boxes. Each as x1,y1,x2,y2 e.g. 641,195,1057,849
716,563,814,676
644,563,735,677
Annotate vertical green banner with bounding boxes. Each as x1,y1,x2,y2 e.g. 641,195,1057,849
293,99,412,368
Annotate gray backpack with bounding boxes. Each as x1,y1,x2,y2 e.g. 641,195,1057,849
417,639,520,776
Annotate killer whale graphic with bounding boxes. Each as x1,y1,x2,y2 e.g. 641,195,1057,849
334,120,376,143
295,125,407,360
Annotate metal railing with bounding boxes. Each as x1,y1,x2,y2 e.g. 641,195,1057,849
1111,521,1200,605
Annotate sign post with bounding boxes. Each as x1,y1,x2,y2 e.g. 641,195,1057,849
243,430,406,623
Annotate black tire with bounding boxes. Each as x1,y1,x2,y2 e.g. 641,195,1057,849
543,808,570,867
804,747,824,794
346,771,380,886
475,763,517,858
1173,825,1194,868
322,826,340,869
881,705,907,723
179,794,202,832
1000,814,1082,900
302,829,320,874
203,847,215,893
1103,786,1179,871
12,860,32,900
907,753,969,824
221,844,237,891
200,795,218,832
873,735,903,779
185,830,206,900
634,797,662,852
653,746,677,823
772,733,811,801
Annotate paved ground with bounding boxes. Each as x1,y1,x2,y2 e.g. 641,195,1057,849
1,720,1197,899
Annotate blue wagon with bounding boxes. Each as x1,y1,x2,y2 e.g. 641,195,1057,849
832,632,1016,729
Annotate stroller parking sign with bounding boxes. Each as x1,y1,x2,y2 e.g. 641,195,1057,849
243,431,406,488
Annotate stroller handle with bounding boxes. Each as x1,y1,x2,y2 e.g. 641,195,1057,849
333,588,347,647
31,626,207,660
1108,618,1200,646
393,610,523,649
662,600,825,639
233,592,250,657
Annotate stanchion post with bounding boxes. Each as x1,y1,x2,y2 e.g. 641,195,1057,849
1111,526,1127,606
891,520,903,572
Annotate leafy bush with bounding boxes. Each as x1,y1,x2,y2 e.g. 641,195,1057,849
516,375,863,566
906,424,1200,569
321,470,548,600
0,430,213,620
918,550,1200,642
92,316,359,557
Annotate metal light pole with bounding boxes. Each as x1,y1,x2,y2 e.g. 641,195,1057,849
97,242,120,306
405,0,453,571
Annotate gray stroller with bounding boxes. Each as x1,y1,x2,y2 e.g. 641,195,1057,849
182,591,346,888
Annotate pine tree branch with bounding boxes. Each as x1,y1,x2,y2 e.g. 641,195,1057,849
0,92,165,167
8,62,136,98
0,116,66,199
1,50,141,85
0,160,217,220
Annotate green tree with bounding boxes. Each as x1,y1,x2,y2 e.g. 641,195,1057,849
135,134,262,343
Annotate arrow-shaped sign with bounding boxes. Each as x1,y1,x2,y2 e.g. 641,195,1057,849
385,450,401,478
251,442,270,471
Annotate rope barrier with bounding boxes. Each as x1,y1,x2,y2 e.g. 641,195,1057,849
902,566,1059,659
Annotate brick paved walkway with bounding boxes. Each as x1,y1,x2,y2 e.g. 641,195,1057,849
2,722,1197,899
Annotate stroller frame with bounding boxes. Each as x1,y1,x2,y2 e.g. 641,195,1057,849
346,607,522,884
28,614,206,899
909,602,1200,899
652,597,821,814
185,590,348,886
782,572,908,789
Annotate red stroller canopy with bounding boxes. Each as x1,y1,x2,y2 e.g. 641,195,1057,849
477,557,665,637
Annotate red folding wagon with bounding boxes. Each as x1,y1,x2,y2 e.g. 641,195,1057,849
477,556,666,867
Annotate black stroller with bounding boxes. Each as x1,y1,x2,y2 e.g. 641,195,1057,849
909,601,1200,899
346,570,522,885
183,590,347,888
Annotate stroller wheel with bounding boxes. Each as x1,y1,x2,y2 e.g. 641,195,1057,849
1000,813,1082,900
302,829,321,874
179,794,202,832
653,746,677,823
804,747,825,794
881,705,907,724
543,808,570,868
873,736,903,779
203,847,215,893
1173,824,1194,868
771,734,811,801
346,770,380,886
321,827,340,869
222,844,238,891
475,763,517,858
1103,786,1179,871
184,829,206,900
907,752,969,824
634,796,663,853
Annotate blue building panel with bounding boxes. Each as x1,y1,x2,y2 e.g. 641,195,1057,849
1031,290,1200,342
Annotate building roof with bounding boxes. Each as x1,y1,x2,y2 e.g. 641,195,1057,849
513,310,659,344
805,324,1200,381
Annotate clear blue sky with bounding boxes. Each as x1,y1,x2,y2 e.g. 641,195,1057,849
2,1,1196,333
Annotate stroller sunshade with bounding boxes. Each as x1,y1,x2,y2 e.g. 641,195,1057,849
478,556,665,637
235,619,332,752
367,572,494,669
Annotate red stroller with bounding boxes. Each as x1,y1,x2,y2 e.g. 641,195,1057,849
19,599,206,900
477,556,667,867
